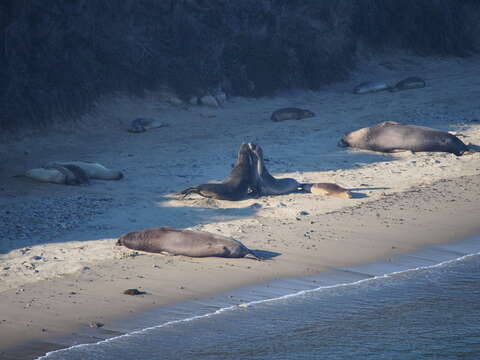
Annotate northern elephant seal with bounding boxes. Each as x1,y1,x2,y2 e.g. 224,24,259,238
44,164,89,185
116,226,261,260
303,183,352,198
44,161,123,180
271,108,315,122
391,76,426,92
25,164,89,185
179,143,255,201
248,142,300,196
128,118,166,133
338,121,470,156
353,81,392,94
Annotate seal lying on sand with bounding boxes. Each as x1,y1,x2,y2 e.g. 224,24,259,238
390,77,426,92
116,226,261,260
179,143,255,200
248,142,300,196
338,121,470,156
271,108,315,122
128,118,166,133
26,164,89,185
303,183,352,199
353,81,391,94
44,161,123,180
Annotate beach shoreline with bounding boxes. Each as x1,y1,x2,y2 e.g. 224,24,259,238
1,55,480,359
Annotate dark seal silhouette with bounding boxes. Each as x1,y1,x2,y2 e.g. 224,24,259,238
179,143,256,200
116,226,261,260
338,121,470,156
271,108,315,122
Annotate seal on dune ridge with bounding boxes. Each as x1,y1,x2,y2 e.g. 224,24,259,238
179,143,255,201
338,121,471,156
270,108,315,122
44,161,123,180
303,183,352,199
116,226,262,260
353,81,392,94
127,118,166,133
248,142,300,196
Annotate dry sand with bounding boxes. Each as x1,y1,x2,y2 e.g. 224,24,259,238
1,54,480,358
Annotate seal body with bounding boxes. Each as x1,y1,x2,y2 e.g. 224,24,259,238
179,143,255,201
128,118,166,133
391,76,425,91
353,81,391,94
339,122,469,156
44,164,89,185
26,168,67,184
44,161,123,180
248,142,300,196
271,108,315,122
116,226,260,259
303,183,352,198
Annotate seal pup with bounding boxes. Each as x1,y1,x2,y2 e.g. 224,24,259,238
248,142,300,196
25,164,89,185
390,76,426,92
44,161,123,180
127,118,166,133
116,226,261,260
44,164,89,185
353,81,392,94
338,121,470,156
179,143,255,201
271,108,315,122
303,183,352,199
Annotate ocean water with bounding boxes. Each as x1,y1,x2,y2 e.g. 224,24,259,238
38,240,480,360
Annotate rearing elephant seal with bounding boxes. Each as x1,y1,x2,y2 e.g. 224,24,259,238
271,108,315,122
116,226,261,260
338,121,470,156
248,143,300,196
179,143,255,201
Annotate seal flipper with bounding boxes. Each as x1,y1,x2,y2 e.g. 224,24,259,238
245,251,264,261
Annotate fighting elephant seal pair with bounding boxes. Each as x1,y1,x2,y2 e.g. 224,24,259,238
116,226,261,260
339,121,471,156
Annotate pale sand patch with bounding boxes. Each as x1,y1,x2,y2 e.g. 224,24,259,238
1,55,480,354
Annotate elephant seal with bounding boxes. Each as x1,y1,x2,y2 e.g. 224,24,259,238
338,121,470,156
44,164,89,185
248,142,300,196
271,108,315,122
391,76,426,92
353,81,392,94
179,143,255,200
25,164,89,185
303,183,352,199
44,161,123,180
128,118,166,133
116,226,261,260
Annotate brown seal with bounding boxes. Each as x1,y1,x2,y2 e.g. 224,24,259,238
248,142,300,196
338,121,470,156
116,226,261,260
271,108,315,122
303,183,352,198
179,143,255,200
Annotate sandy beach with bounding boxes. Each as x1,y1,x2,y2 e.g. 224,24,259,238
1,54,480,358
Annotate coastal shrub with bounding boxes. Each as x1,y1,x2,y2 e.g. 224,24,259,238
0,0,479,131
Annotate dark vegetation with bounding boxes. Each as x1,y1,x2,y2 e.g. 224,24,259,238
1,0,479,131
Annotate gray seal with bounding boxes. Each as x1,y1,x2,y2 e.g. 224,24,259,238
338,121,470,156
248,142,300,196
271,108,315,122
116,226,261,260
391,76,426,92
179,143,256,201
353,81,392,94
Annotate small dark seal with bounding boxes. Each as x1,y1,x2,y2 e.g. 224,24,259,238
271,108,315,122
248,143,300,196
116,226,261,260
179,143,255,200
123,289,146,296
339,121,470,156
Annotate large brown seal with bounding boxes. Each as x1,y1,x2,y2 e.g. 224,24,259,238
271,108,315,122
248,142,300,196
179,143,255,200
116,226,261,260
338,121,470,156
